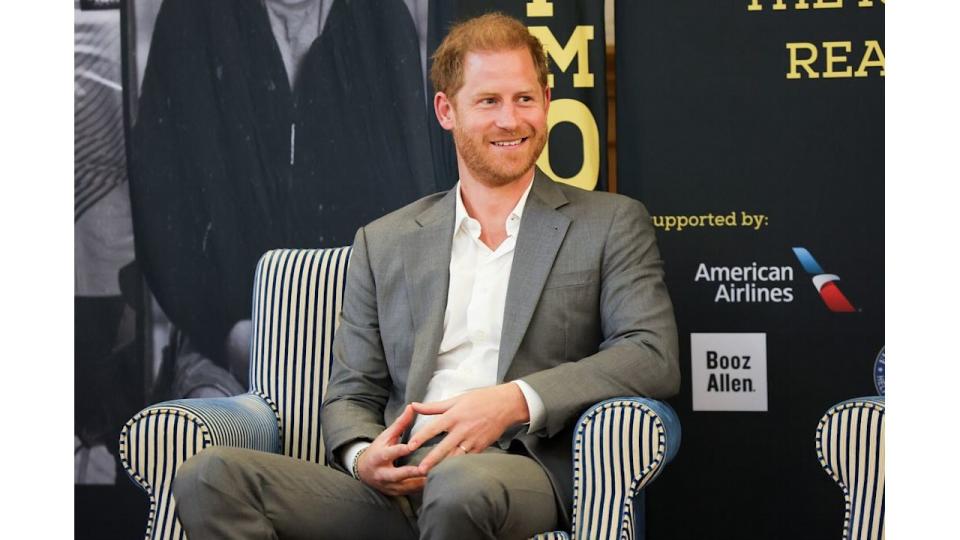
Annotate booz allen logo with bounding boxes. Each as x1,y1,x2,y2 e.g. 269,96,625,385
791,247,857,312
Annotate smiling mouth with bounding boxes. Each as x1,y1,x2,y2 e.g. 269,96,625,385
491,137,527,147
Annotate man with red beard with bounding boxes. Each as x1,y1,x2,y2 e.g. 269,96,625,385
174,13,679,540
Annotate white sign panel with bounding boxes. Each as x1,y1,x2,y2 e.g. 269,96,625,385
691,333,768,411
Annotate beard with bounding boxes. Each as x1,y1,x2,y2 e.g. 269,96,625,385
452,123,547,187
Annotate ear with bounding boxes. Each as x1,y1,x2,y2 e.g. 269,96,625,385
434,91,456,131
543,85,551,114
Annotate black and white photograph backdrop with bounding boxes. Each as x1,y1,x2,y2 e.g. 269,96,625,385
75,1,607,536
74,0,141,488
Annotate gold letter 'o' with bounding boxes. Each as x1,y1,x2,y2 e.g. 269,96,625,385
536,98,600,191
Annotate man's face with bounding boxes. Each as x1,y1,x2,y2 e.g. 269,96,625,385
435,48,550,187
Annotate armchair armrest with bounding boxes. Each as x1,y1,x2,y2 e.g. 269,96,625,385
118,392,281,540
571,397,681,540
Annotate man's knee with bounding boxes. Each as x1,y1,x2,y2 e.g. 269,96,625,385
421,456,506,525
173,446,248,506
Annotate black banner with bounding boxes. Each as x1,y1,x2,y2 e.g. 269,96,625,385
615,1,884,538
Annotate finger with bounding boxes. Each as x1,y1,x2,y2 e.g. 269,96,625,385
399,476,427,493
411,398,454,416
417,434,460,474
386,476,426,496
406,416,450,450
380,442,414,462
383,404,415,442
378,464,425,483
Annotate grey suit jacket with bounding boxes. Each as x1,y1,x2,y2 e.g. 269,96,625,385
321,170,680,526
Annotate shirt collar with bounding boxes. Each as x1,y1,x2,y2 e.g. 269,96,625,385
454,178,534,237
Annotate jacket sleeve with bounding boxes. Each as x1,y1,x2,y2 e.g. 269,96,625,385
321,227,392,468
520,198,681,437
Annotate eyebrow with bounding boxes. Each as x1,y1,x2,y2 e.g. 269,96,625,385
472,89,538,99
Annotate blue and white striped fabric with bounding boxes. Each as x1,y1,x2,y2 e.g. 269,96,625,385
569,398,680,540
531,532,572,540
120,247,679,540
816,397,885,540
248,248,351,465
119,248,349,540
118,393,280,540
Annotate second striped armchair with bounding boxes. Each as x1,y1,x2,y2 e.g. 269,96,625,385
816,396,885,540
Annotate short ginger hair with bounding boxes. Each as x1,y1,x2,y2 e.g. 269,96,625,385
430,12,549,99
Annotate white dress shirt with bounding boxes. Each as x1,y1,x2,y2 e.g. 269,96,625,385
341,180,546,472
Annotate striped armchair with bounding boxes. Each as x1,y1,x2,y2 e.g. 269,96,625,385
816,397,885,540
120,248,681,540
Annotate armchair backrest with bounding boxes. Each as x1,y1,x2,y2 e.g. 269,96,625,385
816,397,885,540
248,248,352,466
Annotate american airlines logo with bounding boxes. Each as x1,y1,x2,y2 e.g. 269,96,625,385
693,247,859,311
791,247,857,313
694,261,795,303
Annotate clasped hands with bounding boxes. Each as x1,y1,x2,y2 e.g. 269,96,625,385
355,382,529,496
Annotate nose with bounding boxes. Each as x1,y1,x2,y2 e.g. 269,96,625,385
494,102,519,131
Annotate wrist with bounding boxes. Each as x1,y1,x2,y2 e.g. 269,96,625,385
351,446,368,480
506,382,531,425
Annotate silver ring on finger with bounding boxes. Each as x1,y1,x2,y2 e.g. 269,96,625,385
457,443,470,453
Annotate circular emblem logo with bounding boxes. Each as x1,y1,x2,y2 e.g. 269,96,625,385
873,347,885,396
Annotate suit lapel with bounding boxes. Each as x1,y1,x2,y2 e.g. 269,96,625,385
401,190,456,404
497,172,571,382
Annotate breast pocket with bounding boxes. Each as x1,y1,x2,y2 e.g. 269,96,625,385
528,269,601,366
542,270,598,290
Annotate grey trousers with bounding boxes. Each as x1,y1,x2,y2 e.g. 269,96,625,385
173,445,558,540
